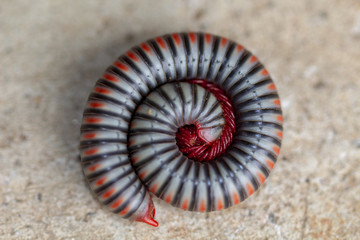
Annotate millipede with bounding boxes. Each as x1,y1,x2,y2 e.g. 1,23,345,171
79,32,283,227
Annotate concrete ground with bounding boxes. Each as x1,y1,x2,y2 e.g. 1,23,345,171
1,0,359,239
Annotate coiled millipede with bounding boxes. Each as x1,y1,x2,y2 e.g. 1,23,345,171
80,32,283,227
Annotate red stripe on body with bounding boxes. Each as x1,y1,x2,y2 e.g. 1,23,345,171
95,177,106,186
156,37,166,49
205,34,211,44
84,148,98,155
114,61,128,71
247,183,254,196
189,32,196,43
103,73,118,82
127,51,139,61
172,34,181,45
83,133,96,139
85,117,102,123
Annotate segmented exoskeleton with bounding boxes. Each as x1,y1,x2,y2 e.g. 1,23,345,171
80,32,283,227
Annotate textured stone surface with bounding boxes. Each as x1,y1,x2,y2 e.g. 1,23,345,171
1,0,359,239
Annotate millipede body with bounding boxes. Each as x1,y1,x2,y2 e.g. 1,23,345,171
79,32,283,227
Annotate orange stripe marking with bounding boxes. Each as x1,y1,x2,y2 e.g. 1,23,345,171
221,38,228,47
233,192,240,204
138,171,146,179
132,156,139,164
119,206,130,215
217,199,224,210
237,45,244,52
181,199,188,210
95,177,106,186
268,83,276,90
85,117,102,123
114,61,128,71
172,33,181,45
150,184,158,193
83,133,96,139
261,69,269,76
250,55,258,63
273,146,280,155
90,102,104,108
267,160,274,170
111,198,123,209
276,115,283,122
258,173,266,184
103,73,118,82
199,200,206,212
84,148,98,155
88,163,100,172
273,99,281,106
164,194,172,203
94,87,111,94
141,43,151,53
189,32,196,43
103,189,115,199
276,131,283,139
205,34,211,44
156,37,166,49
127,51,138,62
247,183,254,196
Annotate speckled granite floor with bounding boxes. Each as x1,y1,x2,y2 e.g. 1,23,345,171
1,1,359,239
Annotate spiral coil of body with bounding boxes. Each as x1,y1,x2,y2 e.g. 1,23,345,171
80,32,283,227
